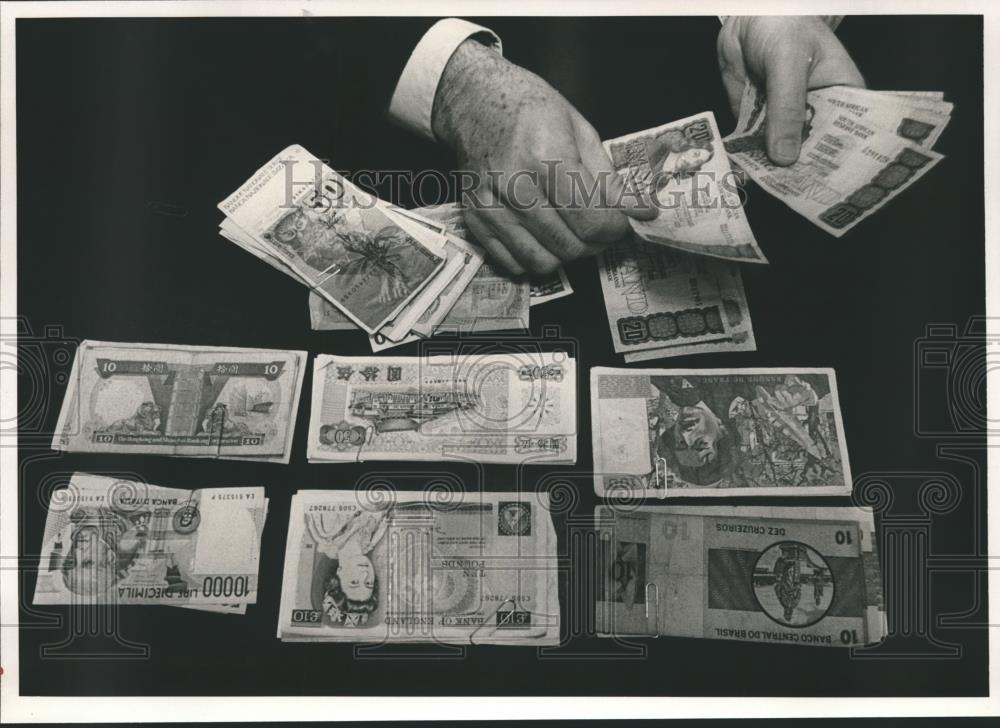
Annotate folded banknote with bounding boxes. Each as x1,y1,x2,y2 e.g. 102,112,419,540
724,83,948,236
34,473,266,608
308,353,577,464
530,267,574,306
300,199,533,346
595,504,884,647
277,490,559,644
598,235,755,361
605,111,766,263
52,340,307,462
591,367,851,497
219,144,446,333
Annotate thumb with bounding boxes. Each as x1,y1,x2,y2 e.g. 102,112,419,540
763,46,810,166
574,117,658,221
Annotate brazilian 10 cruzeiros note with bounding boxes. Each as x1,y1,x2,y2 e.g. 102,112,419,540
34,473,266,608
51,340,307,462
595,504,884,648
591,367,851,498
277,489,559,644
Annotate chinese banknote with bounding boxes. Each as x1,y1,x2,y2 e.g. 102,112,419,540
307,352,577,464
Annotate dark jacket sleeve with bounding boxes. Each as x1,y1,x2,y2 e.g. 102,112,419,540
304,17,441,128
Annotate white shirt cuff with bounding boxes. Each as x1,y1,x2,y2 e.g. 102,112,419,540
388,18,502,141
719,15,843,31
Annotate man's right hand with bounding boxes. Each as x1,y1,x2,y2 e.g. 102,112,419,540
432,40,655,275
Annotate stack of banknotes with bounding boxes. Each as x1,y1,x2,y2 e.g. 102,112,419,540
51,340,307,463
307,202,574,337
590,367,851,498
277,490,559,644
219,145,576,352
595,504,884,647
600,111,760,361
307,352,577,464
599,89,950,361
34,474,267,615
724,83,951,235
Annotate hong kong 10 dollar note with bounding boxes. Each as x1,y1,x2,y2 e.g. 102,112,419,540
52,340,307,462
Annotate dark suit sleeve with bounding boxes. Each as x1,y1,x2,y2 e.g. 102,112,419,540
304,18,441,127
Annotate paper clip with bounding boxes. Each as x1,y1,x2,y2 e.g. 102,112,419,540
645,581,660,637
354,423,375,463
654,456,667,489
469,598,518,646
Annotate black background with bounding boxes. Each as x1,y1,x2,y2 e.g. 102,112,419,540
15,16,986,696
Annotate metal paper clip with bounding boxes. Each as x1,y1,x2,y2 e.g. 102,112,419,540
654,456,667,489
645,582,660,637
354,423,375,463
469,598,519,646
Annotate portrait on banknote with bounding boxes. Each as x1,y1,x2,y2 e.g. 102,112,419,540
277,491,559,643
592,368,851,497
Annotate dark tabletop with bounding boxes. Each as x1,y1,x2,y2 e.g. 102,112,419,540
15,15,986,696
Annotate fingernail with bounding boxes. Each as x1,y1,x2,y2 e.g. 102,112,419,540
773,137,800,164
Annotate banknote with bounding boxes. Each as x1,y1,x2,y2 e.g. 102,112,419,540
622,256,756,362
35,473,266,606
595,504,884,647
304,205,461,334
599,235,755,359
52,340,307,462
308,353,577,464
405,201,468,237
724,85,945,236
403,204,530,331
878,90,946,101
277,490,559,644
530,267,574,306
308,290,356,330
605,112,767,263
407,233,486,336
430,260,530,333
809,85,952,148
590,367,851,497
411,201,569,310
378,205,529,336
736,85,954,136
372,236,467,345
219,144,445,333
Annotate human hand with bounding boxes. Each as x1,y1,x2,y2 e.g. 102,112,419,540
432,40,655,274
718,16,865,165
